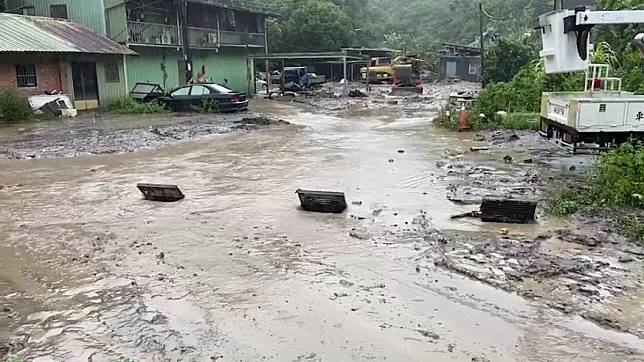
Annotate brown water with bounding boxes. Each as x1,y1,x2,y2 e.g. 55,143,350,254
1,100,643,361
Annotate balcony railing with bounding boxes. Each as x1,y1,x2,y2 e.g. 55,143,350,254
127,22,181,46
219,30,265,47
188,27,265,48
188,26,219,48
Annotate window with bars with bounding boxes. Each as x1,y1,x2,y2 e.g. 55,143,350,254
50,4,68,19
105,63,120,83
16,64,37,88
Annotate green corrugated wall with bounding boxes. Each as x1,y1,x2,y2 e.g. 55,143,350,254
105,1,127,43
192,48,249,92
126,48,250,93
126,47,182,91
60,54,128,107
6,0,107,34
96,56,127,104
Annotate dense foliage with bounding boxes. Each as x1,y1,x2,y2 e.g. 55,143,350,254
249,0,553,55
0,89,33,123
483,38,539,83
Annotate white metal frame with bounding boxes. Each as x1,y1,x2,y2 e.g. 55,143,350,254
584,63,622,94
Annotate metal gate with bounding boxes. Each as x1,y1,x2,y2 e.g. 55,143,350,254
72,62,99,110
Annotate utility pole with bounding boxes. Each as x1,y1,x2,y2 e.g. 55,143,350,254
479,2,486,88
178,0,191,84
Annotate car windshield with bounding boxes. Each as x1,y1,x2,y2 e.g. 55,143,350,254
207,84,233,93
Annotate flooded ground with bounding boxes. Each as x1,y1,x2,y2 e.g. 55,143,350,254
1,83,643,361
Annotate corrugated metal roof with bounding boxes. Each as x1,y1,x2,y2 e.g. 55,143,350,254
0,13,136,55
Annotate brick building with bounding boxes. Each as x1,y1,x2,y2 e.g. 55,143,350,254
0,13,135,109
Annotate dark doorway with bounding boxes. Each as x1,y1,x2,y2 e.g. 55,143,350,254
72,62,99,109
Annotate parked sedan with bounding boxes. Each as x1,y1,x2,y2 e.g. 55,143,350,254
158,83,248,113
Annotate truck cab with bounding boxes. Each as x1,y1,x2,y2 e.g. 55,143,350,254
283,66,309,90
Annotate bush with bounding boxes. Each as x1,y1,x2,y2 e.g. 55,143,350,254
547,189,585,217
547,143,644,241
434,108,539,132
0,89,33,123
549,143,644,213
191,98,220,113
590,142,644,208
107,97,167,115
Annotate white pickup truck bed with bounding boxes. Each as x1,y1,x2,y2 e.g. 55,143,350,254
541,91,644,133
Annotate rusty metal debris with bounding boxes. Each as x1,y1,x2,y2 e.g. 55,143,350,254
296,189,347,213
137,183,185,202
450,197,537,224
480,197,537,224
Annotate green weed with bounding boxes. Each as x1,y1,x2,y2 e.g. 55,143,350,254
0,89,33,123
546,189,585,217
588,142,644,208
619,218,644,243
191,98,220,113
106,97,168,115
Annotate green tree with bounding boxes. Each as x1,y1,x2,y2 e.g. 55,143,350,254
261,0,353,52
484,38,538,83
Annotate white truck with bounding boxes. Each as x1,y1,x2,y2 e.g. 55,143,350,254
537,5,644,152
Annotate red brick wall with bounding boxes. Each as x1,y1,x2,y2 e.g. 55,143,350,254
0,54,68,95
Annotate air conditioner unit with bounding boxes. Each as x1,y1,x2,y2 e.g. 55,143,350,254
208,33,218,45
160,32,171,45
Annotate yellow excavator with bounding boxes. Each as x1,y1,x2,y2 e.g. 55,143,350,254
360,45,424,85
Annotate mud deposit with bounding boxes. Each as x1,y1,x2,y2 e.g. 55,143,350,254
1,83,643,361
0,112,289,160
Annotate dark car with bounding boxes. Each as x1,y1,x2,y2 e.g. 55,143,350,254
158,83,248,113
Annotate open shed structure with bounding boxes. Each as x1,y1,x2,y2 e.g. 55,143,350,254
247,48,394,93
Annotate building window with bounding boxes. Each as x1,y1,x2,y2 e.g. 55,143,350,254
21,6,35,16
105,63,120,83
469,62,480,75
50,4,68,19
16,64,37,88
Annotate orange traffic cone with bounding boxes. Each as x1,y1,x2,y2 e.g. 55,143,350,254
458,105,470,132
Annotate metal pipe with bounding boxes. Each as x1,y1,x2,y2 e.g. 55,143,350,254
554,0,564,10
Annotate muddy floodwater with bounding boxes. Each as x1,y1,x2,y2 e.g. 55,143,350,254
1,90,643,361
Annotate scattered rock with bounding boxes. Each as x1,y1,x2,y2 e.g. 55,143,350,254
352,201,363,206
349,230,370,240
397,149,405,154
417,329,440,340
503,155,513,163
339,279,354,287
569,165,577,171
448,343,455,352
388,158,395,163
348,89,367,98
618,256,635,263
